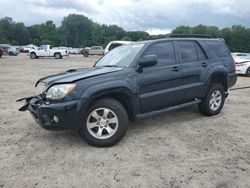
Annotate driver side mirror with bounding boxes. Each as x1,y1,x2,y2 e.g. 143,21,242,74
137,55,157,72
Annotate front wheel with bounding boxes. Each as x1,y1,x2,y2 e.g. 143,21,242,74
80,98,128,147
198,84,225,116
30,53,37,59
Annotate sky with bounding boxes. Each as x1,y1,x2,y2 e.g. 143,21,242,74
0,0,249,34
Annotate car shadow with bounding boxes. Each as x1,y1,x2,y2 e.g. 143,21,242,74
32,106,205,147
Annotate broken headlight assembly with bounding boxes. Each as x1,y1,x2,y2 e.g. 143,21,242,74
46,84,76,100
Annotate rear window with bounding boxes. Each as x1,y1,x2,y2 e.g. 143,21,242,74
205,41,230,58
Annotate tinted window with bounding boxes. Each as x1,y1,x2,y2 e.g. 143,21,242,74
178,41,198,62
143,41,176,66
205,41,230,58
195,42,207,60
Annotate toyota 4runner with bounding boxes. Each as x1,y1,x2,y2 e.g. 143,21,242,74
18,37,237,147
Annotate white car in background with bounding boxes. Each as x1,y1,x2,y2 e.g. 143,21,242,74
232,53,250,76
104,41,132,54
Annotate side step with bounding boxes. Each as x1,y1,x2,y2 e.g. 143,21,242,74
136,99,201,119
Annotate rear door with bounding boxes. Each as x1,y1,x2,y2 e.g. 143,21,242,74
176,40,210,101
136,41,184,113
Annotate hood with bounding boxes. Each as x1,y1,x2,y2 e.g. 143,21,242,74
36,67,123,86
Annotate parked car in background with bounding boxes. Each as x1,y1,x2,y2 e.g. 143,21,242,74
104,41,132,54
232,52,250,76
68,48,82,54
81,46,104,57
0,48,3,58
29,45,68,59
24,44,38,53
4,46,19,56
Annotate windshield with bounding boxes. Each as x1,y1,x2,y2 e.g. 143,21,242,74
95,43,144,68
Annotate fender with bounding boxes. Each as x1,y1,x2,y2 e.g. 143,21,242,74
203,65,228,96
77,80,139,120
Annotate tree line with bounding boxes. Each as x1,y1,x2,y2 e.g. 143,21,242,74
0,14,249,52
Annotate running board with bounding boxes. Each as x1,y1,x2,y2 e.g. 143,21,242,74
136,99,201,119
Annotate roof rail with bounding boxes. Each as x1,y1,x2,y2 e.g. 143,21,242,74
167,34,213,39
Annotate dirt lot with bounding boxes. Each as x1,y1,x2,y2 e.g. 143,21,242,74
0,54,250,188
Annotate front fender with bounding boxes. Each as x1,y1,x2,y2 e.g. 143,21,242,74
81,80,134,99
76,80,138,119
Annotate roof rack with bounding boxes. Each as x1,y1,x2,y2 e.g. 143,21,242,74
167,34,213,39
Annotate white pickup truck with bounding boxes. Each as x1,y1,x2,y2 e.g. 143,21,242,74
29,45,68,59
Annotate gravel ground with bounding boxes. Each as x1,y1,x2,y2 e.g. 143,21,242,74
0,54,250,188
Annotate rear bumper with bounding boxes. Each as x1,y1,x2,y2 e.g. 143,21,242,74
23,97,84,130
228,72,237,88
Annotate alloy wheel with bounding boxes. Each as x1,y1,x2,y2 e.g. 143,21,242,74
86,108,119,139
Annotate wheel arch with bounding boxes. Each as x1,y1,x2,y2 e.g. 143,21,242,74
207,71,228,92
54,52,61,56
80,87,138,122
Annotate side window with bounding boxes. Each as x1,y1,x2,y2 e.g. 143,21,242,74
205,41,230,58
143,41,176,66
195,42,207,60
178,41,198,62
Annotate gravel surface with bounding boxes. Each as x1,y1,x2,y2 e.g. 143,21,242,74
0,54,250,188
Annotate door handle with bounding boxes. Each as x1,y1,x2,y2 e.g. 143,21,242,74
172,66,181,72
201,62,208,67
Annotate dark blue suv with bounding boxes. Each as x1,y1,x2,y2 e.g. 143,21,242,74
18,37,237,147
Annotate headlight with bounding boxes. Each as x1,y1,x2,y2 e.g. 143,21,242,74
46,84,76,100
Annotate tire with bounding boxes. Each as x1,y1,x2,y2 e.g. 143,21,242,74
198,83,225,116
54,53,62,59
80,98,128,147
0,52,2,58
246,67,250,77
9,52,13,56
30,53,37,59
83,51,89,57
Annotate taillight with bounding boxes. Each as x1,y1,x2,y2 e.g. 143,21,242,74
232,57,236,71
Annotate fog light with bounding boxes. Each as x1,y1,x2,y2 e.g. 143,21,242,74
53,115,59,123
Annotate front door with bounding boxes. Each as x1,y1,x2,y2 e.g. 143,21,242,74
36,45,49,56
136,41,184,113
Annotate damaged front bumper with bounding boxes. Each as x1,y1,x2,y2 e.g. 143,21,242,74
17,96,83,130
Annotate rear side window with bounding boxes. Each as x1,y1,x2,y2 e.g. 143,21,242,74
143,41,176,66
178,41,198,62
195,42,207,60
205,41,230,58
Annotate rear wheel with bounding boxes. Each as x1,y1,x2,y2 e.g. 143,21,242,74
80,98,128,147
246,67,250,77
30,53,37,59
198,83,225,116
54,53,62,59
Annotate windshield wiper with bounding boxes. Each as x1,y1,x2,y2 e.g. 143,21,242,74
99,65,120,68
